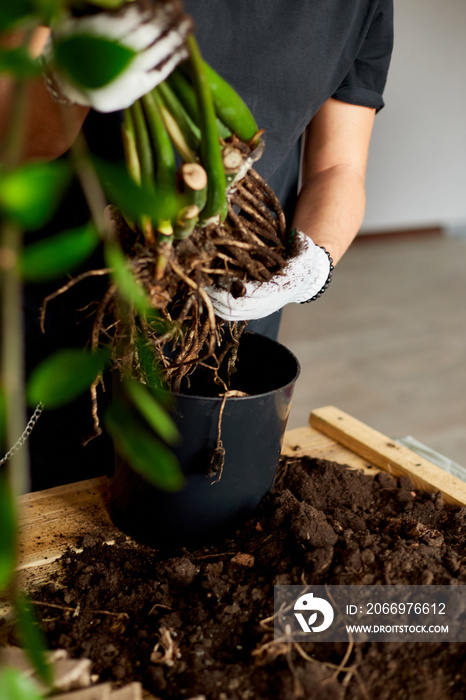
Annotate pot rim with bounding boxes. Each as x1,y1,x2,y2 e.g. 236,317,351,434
167,332,301,402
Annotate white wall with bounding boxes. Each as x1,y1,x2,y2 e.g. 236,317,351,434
362,0,466,233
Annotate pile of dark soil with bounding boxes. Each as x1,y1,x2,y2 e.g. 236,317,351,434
31,456,466,699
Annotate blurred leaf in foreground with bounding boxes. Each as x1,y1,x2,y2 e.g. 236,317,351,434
0,470,17,593
0,667,44,700
94,157,183,224
105,242,152,317
0,0,36,32
105,399,184,492
27,348,109,408
123,377,180,446
0,161,70,230
53,34,136,90
0,47,42,79
15,593,53,687
21,224,100,281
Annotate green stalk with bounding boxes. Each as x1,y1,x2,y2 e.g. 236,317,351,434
0,77,30,499
174,204,199,240
176,162,207,215
122,109,142,185
130,101,154,185
142,92,176,190
166,69,199,124
0,221,28,497
167,69,232,141
129,101,156,244
70,132,108,238
156,81,201,153
155,94,197,163
139,95,174,256
186,35,227,222
201,60,259,145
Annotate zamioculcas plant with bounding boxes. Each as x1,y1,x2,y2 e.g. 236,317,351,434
1,0,295,691
84,35,288,402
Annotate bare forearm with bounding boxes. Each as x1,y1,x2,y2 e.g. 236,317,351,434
0,29,89,163
291,164,366,265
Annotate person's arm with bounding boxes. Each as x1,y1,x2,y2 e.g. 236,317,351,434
291,97,376,265
205,97,377,321
0,28,90,163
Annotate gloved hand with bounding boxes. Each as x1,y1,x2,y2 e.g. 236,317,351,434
205,230,333,321
42,0,192,113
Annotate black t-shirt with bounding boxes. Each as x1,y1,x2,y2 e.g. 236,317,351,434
25,1,393,488
183,0,394,219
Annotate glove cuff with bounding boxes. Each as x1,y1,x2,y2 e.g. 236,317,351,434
299,245,334,304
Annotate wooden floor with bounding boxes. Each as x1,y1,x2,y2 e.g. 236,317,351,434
279,232,466,468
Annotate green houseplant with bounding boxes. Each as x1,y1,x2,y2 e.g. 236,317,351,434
25,2,299,545
1,0,300,692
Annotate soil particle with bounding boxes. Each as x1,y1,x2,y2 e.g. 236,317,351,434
25,456,466,699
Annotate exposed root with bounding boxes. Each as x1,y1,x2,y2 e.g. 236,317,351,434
31,600,129,620
150,627,180,667
82,375,103,446
40,268,111,333
102,162,288,390
207,388,249,484
42,154,288,410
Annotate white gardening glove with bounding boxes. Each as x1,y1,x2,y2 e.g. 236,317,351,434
42,0,192,113
205,230,333,321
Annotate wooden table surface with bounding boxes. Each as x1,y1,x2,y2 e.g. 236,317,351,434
17,406,466,592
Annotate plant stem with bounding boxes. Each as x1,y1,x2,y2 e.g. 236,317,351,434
122,109,142,184
156,97,197,163
0,220,29,496
186,35,227,222
0,71,31,497
69,132,108,239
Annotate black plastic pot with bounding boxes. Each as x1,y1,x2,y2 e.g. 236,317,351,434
109,332,300,547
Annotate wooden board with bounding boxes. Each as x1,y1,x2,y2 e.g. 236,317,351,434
16,406,466,591
281,424,380,475
310,405,466,506
17,477,113,590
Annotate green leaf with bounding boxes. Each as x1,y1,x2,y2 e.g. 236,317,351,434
123,378,179,445
105,400,184,491
0,0,64,31
0,667,44,700
0,470,17,593
21,224,99,281
27,348,109,408
0,161,71,230
15,593,53,687
53,34,136,90
35,0,67,27
0,47,41,79
93,157,182,224
0,1,36,32
105,243,151,317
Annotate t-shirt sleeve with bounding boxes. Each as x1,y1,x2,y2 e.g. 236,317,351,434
332,0,394,112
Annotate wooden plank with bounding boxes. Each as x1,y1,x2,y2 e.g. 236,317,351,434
310,405,466,506
281,425,380,476
17,477,116,590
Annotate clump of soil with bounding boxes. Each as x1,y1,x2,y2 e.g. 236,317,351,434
30,456,466,699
